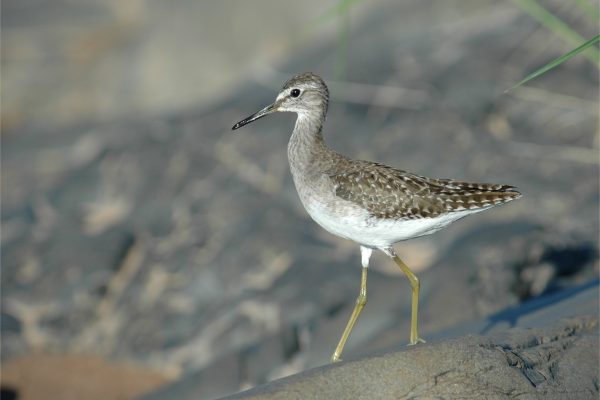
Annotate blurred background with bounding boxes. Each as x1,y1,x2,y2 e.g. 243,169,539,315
1,0,598,399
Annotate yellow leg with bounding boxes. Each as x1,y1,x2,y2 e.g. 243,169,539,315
388,249,425,345
330,246,372,362
331,265,368,363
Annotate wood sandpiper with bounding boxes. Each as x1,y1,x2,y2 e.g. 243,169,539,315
232,72,521,362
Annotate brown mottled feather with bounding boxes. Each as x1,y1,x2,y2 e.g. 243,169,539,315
328,160,521,220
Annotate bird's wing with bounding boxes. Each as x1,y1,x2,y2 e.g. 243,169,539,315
328,161,521,220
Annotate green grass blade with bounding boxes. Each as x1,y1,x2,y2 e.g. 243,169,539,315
507,34,600,91
511,0,599,64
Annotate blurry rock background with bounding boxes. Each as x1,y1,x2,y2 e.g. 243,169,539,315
1,1,598,399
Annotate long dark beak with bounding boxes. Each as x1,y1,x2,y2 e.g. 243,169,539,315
232,101,279,131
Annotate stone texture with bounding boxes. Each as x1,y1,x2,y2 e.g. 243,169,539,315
218,316,599,400
140,281,599,399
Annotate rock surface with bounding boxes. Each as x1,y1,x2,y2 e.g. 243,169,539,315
141,280,599,399
220,316,599,400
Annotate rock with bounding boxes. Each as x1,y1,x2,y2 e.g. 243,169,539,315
139,280,599,399
218,316,598,400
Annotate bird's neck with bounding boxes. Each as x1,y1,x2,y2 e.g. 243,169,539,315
287,111,331,174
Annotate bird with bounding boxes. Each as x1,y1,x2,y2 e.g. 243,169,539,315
232,72,521,362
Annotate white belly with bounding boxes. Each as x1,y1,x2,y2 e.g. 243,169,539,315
303,197,486,249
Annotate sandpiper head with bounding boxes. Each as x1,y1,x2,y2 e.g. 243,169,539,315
232,72,329,130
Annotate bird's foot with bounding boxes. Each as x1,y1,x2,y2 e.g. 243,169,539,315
407,337,426,346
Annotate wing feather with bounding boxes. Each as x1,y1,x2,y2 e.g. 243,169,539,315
328,161,521,220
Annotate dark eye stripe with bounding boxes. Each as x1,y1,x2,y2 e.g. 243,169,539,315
291,88,301,97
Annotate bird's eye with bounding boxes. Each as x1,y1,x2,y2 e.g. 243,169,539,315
290,88,301,98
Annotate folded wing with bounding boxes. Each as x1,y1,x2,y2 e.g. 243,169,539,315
329,161,521,220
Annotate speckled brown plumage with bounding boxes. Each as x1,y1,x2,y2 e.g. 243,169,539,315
328,160,521,220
